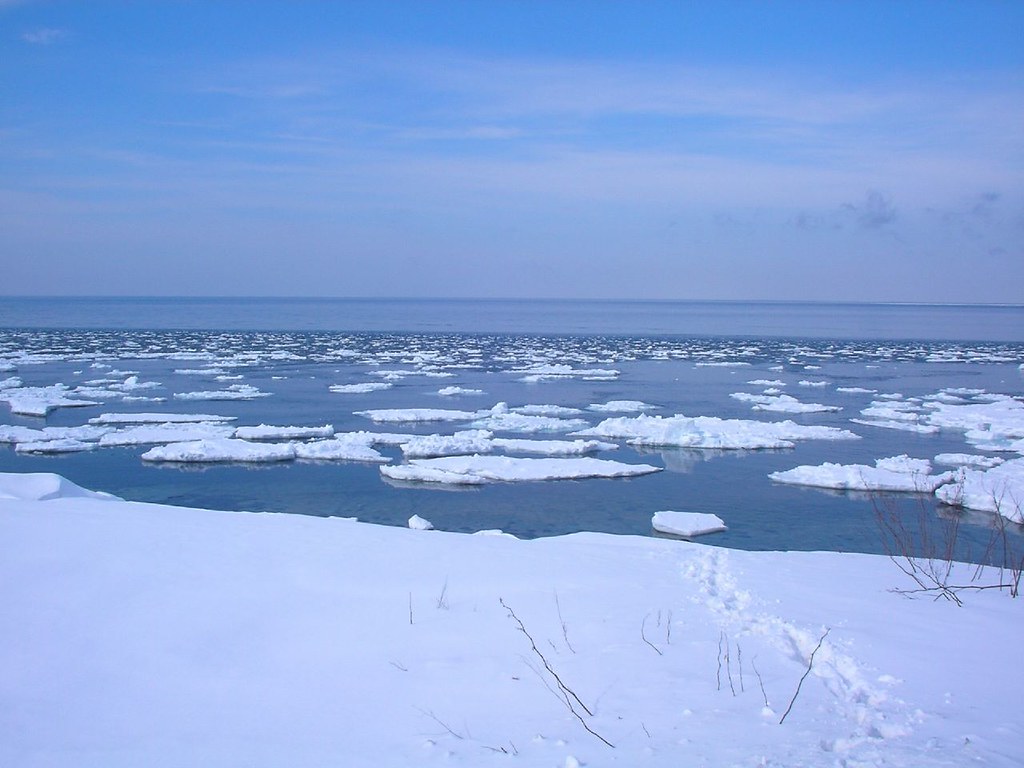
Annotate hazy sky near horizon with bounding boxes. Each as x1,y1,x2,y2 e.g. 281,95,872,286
2,1,1022,302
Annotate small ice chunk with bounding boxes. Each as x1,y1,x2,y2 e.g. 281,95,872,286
437,386,484,396
408,515,434,530
652,511,727,537
89,412,236,425
587,400,657,413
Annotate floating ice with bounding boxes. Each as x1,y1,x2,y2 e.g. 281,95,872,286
15,439,97,454
355,407,478,423
769,455,955,493
89,412,236,425
174,384,270,401
100,423,237,447
292,437,388,463
407,514,434,530
329,382,393,394
514,364,620,382
935,458,1024,523
401,430,494,459
730,392,840,414
437,386,484,396
510,404,584,416
849,418,940,435
837,387,877,394
934,453,1005,469
381,455,661,484
233,424,335,441
576,413,859,449
587,400,657,413
652,511,727,537
141,439,297,463
0,385,100,416
470,409,589,434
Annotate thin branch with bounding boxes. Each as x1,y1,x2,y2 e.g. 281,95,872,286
779,628,830,725
641,613,663,656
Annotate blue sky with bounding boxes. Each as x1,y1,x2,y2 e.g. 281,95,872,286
2,1,1022,301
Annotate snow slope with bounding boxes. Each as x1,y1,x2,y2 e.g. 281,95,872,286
0,473,1021,767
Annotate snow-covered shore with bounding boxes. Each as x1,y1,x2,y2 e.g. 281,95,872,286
1,472,1021,767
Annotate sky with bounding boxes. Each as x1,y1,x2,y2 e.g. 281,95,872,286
1,1,1022,302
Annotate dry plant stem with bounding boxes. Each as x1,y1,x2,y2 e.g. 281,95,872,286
641,613,663,656
752,656,769,708
500,598,615,748
779,628,830,725
554,591,576,654
414,707,464,740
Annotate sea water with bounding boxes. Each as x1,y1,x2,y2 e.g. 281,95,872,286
1,298,1022,562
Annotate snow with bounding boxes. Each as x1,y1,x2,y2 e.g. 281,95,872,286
769,455,956,493
141,438,297,463
576,413,860,449
381,455,662,484
513,364,620,382
651,510,727,537
470,410,590,434
0,472,1021,766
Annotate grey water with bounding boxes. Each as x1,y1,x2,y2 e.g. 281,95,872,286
2,297,1023,564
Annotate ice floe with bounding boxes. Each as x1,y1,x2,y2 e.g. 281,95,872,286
292,436,388,463
356,407,479,423
89,412,236,425
233,424,335,441
437,386,484,396
769,455,955,493
381,455,661,484
141,439,296,463
587,400,657,413
399,429,616,459
651,510,727,537
730,392,841,414
0,385,101,416
174,384,271,401
329,382,393,394
98,423,238,447
575,413,859,449
934,458,1024,523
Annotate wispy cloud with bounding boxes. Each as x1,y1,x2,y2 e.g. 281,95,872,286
21,27,67,45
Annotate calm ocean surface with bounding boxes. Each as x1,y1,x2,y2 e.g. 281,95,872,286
2,297,1022,563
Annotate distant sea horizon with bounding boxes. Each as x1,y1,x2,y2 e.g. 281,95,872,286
2,295,1023,342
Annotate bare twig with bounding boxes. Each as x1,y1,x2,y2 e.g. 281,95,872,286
501,598,614,748
641,613,663,656
554,591,575,654
752,655,769,708
414,707,464,740
779,628,830,725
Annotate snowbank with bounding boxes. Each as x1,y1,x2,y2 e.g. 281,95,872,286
0,473,1022,766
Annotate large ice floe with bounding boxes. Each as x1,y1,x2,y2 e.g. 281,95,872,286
0,384,100,416
769,455,956,493
398,430,616,459
380,455,661,484
935,458,1024,524
141,438,297,463
575,413,859,449
4,471,1022,767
